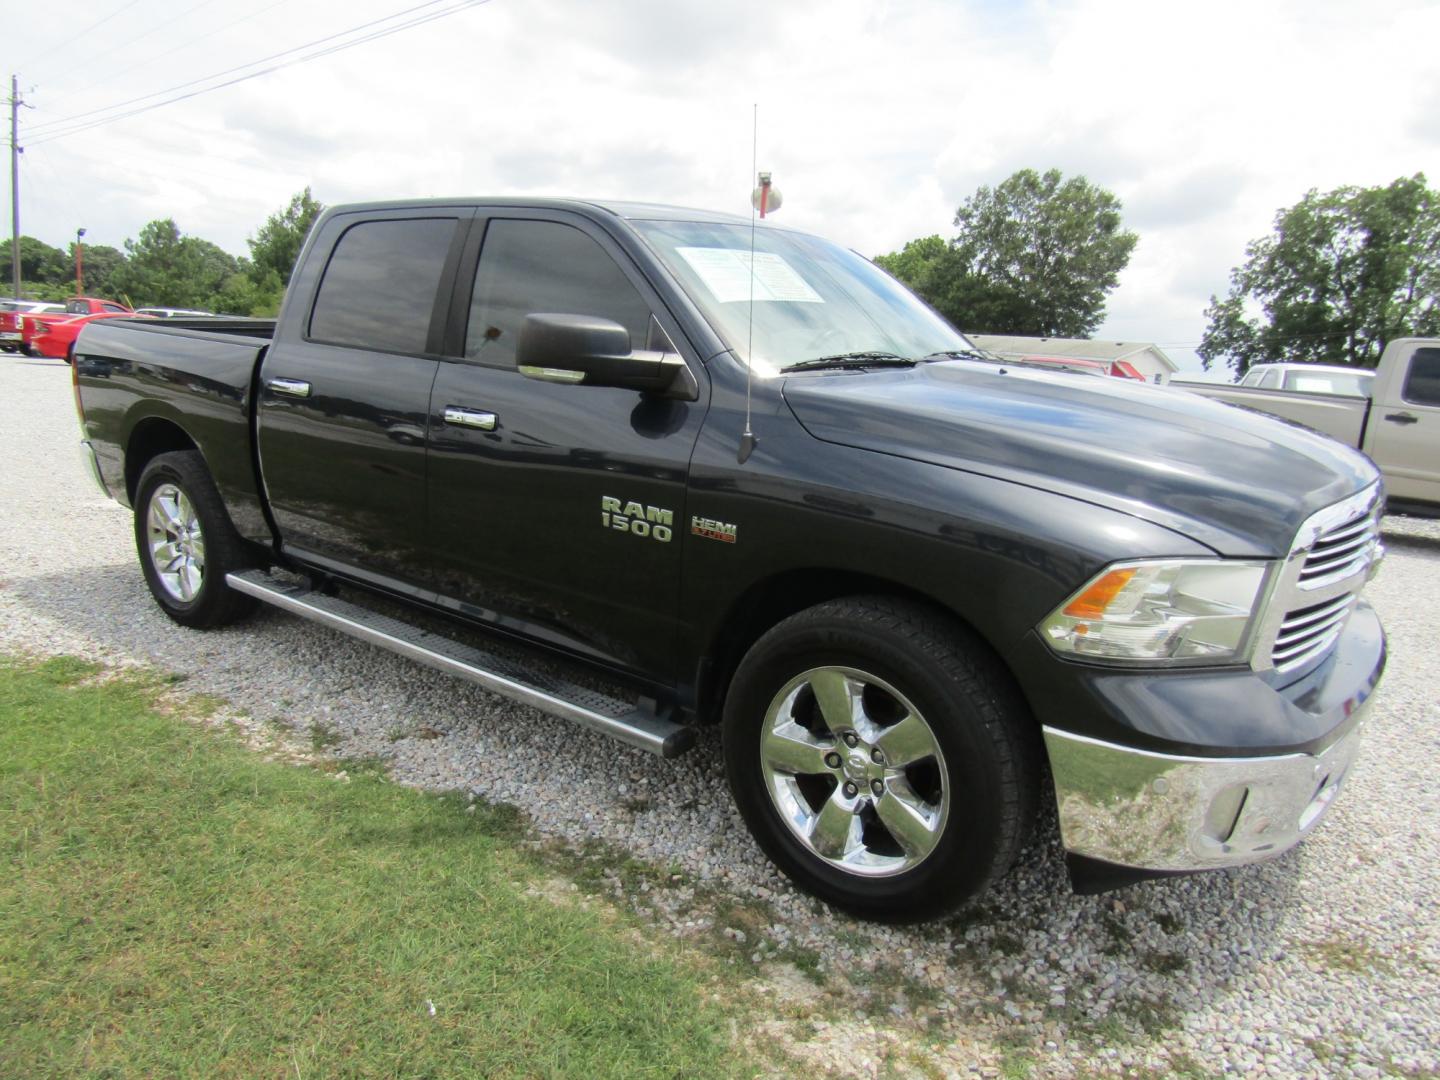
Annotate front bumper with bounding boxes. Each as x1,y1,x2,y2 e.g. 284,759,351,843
1040,600,1383,882
1046,711,1366,874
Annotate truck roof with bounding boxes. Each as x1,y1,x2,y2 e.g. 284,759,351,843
327,197,764,228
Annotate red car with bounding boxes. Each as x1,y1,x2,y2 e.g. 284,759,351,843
18,296,132,354
33,310,149,362
0,300,66,351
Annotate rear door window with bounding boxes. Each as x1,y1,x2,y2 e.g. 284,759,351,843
309,217,455,353
1403,348,1440,406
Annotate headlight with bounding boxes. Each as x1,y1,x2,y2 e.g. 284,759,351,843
1041,559,1271,665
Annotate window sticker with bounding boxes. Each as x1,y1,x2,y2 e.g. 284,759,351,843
676,247,825,304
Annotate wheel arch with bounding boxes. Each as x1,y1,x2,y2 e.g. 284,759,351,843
695,567,1027,726
124,417,201,504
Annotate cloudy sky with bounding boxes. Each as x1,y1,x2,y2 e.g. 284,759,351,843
9,0,1439,372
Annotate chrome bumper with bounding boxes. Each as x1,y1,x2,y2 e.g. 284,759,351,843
79,440,110,498
1044,707,1369,872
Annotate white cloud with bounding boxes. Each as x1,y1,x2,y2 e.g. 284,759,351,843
8,0,1437,365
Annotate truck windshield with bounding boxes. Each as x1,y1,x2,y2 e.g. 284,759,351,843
631,219,977,376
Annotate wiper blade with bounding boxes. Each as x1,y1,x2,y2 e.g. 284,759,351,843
780,351,914,373
917,348,1001,363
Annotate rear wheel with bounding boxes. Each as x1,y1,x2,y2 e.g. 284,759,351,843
722,596,1038,921
134,451,258,628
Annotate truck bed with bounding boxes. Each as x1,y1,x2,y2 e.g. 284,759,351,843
1170,379,1368,445
75,316,277,543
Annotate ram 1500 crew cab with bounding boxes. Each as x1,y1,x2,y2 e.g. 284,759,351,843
73,199,1387,919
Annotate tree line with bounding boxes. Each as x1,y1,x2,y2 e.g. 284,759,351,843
6,175,1436,373
873,169,1437,375
1,188,324,317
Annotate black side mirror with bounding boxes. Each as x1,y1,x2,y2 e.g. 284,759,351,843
516,313,692,396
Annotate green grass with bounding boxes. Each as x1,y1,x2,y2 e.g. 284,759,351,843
0,656,750,1079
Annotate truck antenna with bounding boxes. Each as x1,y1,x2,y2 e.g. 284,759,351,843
738,103,759,465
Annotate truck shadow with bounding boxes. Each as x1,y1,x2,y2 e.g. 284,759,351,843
6,559,1308,1046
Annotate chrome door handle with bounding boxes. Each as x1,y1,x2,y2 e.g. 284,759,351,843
443,406,497,431
1384,412,1419,425
267,377,312,398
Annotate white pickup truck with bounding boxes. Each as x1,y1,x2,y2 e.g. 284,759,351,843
1175,338,1440,517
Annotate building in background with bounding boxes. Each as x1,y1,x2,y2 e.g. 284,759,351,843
968,334,1178,383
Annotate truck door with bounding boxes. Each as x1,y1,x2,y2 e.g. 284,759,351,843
1366,345,1440,508
256,210,467,584
424,213,707,680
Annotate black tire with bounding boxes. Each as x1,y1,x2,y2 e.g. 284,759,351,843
722,596,1039,922
64,343,76,365
134,450,258,628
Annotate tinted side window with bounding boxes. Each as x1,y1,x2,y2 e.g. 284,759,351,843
466,219,652,363
309,217,455,353
1403,348,1440,406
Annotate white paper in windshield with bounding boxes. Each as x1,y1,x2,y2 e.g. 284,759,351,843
676,247,825,304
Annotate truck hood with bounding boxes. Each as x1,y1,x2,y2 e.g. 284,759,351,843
782,360,1380,556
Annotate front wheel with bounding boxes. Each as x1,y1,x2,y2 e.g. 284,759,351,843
723,597,1039,921
134,450,258,628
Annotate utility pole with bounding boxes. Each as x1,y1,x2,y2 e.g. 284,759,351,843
8,75,21,299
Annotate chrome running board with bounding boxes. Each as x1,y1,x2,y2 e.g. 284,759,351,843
226,570,695,758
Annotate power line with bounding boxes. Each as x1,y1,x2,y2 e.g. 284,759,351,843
25,0,469,138
26,0,489,144
26,0,457,136
44,0,292,112
48,0,234,105
27,0,146,67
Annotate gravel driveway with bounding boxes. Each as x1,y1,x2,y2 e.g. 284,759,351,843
4,355,1437,1078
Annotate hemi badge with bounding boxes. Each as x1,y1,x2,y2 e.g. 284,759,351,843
691,516,737,544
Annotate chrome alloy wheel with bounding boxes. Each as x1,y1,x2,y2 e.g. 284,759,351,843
759,666,949,877
145,483,206,602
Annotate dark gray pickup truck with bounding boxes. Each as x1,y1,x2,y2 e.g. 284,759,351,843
72,198,1386,919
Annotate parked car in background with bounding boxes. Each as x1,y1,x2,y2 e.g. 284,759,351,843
33,311,149,362
1237,363,1375,397
134,307,215,318
18,296,133,354
1174,340,1439,516
1,300,67,352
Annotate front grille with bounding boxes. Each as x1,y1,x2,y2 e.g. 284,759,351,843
1272,594,1356,669
1265,492,1382,674
1297,511,1380,589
